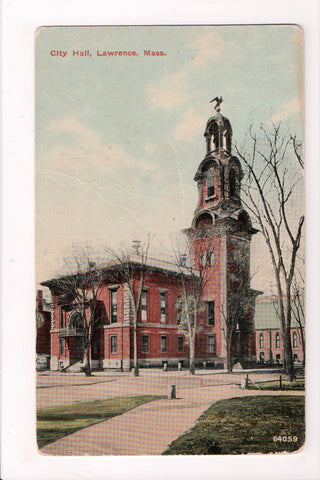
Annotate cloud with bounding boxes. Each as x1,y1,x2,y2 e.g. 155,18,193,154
43,116,153,183
173,108,206,142
188,31,224,67
146,30,225,111
146,71,190,110
270,96,303,123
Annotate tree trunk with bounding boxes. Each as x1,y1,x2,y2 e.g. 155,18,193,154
226,338,233,372
83,336,92,376
285,285,295,381
282,323,294,380
133,313,139,376
189,336,195,375
299,327,305,369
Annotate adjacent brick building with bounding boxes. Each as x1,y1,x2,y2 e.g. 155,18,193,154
255,296,305,365
36,290,51,369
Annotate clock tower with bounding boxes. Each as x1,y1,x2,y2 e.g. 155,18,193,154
184,98,260,367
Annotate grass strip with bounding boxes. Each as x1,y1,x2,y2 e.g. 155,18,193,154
247,378,304,390
163,395,305,455
37,395,163,448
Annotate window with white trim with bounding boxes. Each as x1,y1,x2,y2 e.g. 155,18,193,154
110,335,117,354
160,335,167,352
293,331,298,348
208,301,215,326
208,335,215,353
259,333,264,348
142,334,148,353
141,290,147,321
275,332,280,348
110,289,117,323
178,336,183,352
160,292,166,323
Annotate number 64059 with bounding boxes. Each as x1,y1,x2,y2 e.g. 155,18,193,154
273,435,298,442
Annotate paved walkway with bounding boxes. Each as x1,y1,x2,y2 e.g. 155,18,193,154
38,371,304,456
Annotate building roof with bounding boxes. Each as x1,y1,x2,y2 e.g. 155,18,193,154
41,254,197,288
255,297,305,329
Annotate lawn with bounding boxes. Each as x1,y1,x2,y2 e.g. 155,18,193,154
163,395,305,455
37,395,162,448
247,378,305,391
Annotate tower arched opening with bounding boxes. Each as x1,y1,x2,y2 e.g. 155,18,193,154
195,212,213,229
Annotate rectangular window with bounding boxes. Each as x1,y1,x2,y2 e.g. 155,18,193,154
110,289,117,323
178,336,183,352
160,292,166,323
59,307,64,328
141,290,147,321
177,301,183,325
59,338,64,355
142,334,149,353
160,335,167,352
259,333,264,348
110,335,117,354
208,335,215,353
293,332,298,348
208,301,215,326
207,175,215,198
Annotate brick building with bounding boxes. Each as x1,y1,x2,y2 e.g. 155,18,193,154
41,101,260,371
255,296,305,366
43,258,225,371
36,290,51,369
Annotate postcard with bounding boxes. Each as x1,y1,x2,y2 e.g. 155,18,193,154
34,25,305,457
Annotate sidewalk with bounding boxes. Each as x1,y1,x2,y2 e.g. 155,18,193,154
40,374,303,455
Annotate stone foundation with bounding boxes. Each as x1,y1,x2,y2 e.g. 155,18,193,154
102,359,123,370
50,355,59,371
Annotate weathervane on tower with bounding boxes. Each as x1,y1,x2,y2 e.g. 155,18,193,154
210,96,223,113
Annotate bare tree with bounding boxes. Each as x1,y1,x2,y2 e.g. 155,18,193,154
235,122,304,380
105,237,151,376
53,250,105,375
174,239,214,375
292,275,305,368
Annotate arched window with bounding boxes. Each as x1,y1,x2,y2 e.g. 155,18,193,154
229,168,236,197
275,332,280,348
259,333,264,348
195,213,213,229
207,175,215,198
68,311,84,330
293,331,298,348
207,251,214,266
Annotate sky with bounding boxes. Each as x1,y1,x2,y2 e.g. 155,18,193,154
35,25,304,293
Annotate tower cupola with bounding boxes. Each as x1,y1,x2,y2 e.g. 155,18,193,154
193,97,243,218
204,96,232,158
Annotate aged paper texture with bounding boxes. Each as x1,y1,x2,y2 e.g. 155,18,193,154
35,25,306,457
